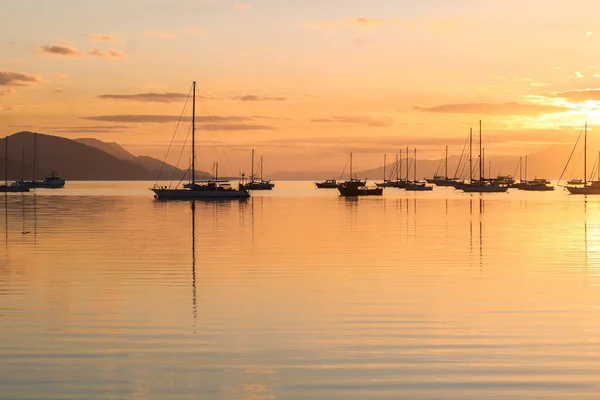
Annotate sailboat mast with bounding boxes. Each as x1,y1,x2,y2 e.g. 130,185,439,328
519,156,522,182
584,122,588,183
383,154,386,181
4,136,7,186
445,145,448,179
469,128,473,182
525,155,528,181
191,81,196,184
251,149,255,181
413,148,417,182
482,148,485,180
395,154,399,181
260,155,263,180
399,150,402,181
349,152,353,179
32,132,37,181
21,147,24,180
405,146,409,181
479,120,483,181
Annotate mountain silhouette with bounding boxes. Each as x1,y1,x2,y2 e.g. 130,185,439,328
0,131,210,181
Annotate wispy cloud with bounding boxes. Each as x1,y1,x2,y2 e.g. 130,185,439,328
140,30,176,39
81,114,275,131
89,34,120,42
234,2,252,10
232,95,286,101
0,70,42,95
98,92,188,103
544,89,600,102
38,44,82,57
311,115,394,127
37,44,125,59
414,102,571,116
89,48,126,58
49,125,130,134
306,17,412,30
186,27,207,36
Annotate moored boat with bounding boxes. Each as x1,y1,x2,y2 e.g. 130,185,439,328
564,123,600,195
337,152,382,196
1,134,30,193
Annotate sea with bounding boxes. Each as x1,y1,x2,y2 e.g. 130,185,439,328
2,181,600,399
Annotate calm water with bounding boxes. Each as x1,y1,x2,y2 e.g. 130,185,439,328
2,181,600,399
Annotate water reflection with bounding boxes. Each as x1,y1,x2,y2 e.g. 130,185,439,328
191,201,197,327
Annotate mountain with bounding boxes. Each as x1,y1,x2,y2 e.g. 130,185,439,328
0,131,211,181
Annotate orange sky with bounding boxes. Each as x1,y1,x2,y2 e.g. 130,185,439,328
2,0,600,175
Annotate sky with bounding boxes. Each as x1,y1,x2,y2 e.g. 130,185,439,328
2,0,600,176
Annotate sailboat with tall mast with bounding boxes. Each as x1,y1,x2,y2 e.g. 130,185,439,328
0,135,30,193
18,132,65,189
338,152,382,196
151,81,250,200
458,121,508,193
376,154,398,188
405,149,433,191
426,145,455,186
566,122,600,194
240,149,275,190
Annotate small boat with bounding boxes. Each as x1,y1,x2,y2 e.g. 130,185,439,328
239,150,274,191
19,171,65,189
0,135,29,193
150,81,250,200
564,123,600,195
315,179,338,189
425,146,455,186
337,152,382,196
404,149,433,191
520,178,555,191
458,122,508,193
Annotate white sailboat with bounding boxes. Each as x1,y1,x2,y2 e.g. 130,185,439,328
151,81,250,200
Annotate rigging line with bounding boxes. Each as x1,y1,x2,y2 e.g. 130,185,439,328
154,84,193,186
339,155,350,180
558,129,583,184
453,134,469,179
434,149,444,176
512,157,521,179
198,92,235,177
177,166,191,188
169,124,193,188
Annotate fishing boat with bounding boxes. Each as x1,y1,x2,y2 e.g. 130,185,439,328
565,122,600,195
405,149,433,191
0,135,29,193
458,121,508,193
18,133,65,189
338,152,382,196
315,179,339,189
150,81,250,200
426,145,455,186
240,150,275,190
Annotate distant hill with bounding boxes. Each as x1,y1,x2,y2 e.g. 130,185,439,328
0,131,211,181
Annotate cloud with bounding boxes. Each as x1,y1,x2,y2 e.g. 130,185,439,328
186,27,207,35
38,44,82,57
232,95,286,101
545,89,600,102
89,34,120,42
199,124,273,131
38,44,125,59
89,48,126,58
311,115,394,127
140,31,176,38
234,2,251,9
414,102,571,116
49,125,130,133
0,70,41,94
307,17,412,30
82,114,268,123
98,92,188,103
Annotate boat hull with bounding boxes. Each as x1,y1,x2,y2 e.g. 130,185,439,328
21,180,65,189
315,182,338,189
459,184,508,193
151,188,250,200
405,183,433,191
240,182,274,191
425,178,456,186
520,184,554,191
0,184,30,193
566,186,600,195
338,186,383,196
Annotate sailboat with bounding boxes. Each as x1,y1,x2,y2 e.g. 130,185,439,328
376,154,396,188
240,150,275,190
338,152,382,196
513,155,554,191
458,121,508,193
150,81,250,200
426,146,455,186
0,135,30,193
405,149,433,191
18,133,65,189
317,153,366,189
565,122,600,195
